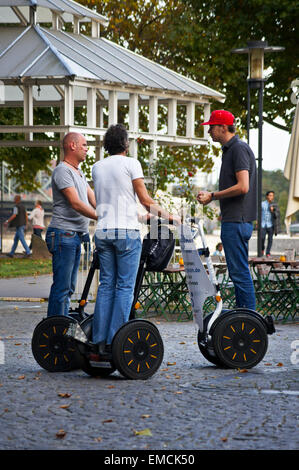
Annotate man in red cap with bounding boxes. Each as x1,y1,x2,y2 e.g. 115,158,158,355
197,110,257,310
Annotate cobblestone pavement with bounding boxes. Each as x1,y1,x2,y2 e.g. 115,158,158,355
0,301,298,452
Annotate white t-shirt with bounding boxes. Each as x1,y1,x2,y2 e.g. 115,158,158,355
92,155,144,230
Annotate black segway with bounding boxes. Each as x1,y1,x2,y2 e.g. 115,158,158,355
180,218,275,369
32,220,174,379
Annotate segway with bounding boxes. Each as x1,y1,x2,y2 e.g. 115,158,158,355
180,218,275,369
32,220,174,379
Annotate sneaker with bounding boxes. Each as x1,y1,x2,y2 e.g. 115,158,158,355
266,254,271,258
6,253,14,258
23,253,32,258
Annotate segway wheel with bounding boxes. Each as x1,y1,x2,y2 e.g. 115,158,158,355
31,316,82,372
212,312,268,369
197,313,225,367
112,320,164,380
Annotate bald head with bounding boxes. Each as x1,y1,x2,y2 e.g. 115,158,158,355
62,132,88,164
14,195,21,203
63,132,82,152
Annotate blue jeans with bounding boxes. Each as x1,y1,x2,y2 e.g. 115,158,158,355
261,226,274,255
92,229,142,345
221,222,256,310
46,228,82,317
10,226,30,255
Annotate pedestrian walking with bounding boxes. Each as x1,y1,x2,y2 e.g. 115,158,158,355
197,109,257,310
4,195,31,257
91,123,181,356
46,132,97,317
261,190,280,257
28,200,45,249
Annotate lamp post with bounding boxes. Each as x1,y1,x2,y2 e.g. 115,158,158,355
231,41,284,257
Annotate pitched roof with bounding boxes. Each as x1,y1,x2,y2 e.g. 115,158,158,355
0,25,225,101
0,0,109,25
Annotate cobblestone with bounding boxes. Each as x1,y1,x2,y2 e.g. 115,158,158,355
0,301,298,451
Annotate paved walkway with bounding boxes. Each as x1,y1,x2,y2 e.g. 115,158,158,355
0,274,52,300
0,301,298,452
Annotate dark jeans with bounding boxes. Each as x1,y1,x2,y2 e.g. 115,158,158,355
261,226,274,255
29,228,43,249
221,222,256,310
46,228,81,317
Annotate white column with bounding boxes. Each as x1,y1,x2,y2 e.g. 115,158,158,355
203,103,211,139
64,84,74,126
91,20,100,38
96,104,104,161
87,87,97,128
149,96,158,171
108,90,118,126
23,84,33,141
73,16,80,35
51,12,60,30
129,93,139,158
168,98,177,136
59,103,65,161
186,102,195,138
149,96,158,135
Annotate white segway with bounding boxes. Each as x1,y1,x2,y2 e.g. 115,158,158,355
179,218,275,369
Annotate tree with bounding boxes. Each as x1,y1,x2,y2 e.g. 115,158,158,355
2,0,297,191
173,0,298,132
81,0,297,131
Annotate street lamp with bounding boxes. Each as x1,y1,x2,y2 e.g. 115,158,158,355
231,41,284,257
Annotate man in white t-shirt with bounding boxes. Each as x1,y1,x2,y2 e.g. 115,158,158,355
91,124,180,356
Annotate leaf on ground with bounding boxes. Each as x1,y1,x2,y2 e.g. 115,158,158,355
167,362,176,366
56,429,66,439
60,404,70,409
17,375,25,380
102,419,113,423
58,393,72,398
276,362,284,367
134,428,152,437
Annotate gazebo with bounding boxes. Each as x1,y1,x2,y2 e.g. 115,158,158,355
0,0,225,166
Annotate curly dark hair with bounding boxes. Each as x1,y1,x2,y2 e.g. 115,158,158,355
103,124,129,156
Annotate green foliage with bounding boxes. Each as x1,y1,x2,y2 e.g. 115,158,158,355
1,0,296,194
0,107,59,191
0,257,52,278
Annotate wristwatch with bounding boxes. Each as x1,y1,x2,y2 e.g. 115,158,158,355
211,192,215,201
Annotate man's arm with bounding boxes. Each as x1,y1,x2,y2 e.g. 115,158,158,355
62,186,97,220
197,170,249,206
87,185,96,209
133,178,181,224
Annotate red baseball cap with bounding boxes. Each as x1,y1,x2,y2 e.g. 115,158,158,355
201,110,235,126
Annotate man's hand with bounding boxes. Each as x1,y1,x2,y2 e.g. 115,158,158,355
197,191,212,206
171,215,182,226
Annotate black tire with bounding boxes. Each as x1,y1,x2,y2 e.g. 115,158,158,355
212,312,268,369
197,313,225,367
112,320,164,380
31,316,82,372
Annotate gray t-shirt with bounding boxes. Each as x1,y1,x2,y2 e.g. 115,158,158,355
49,162,89,233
